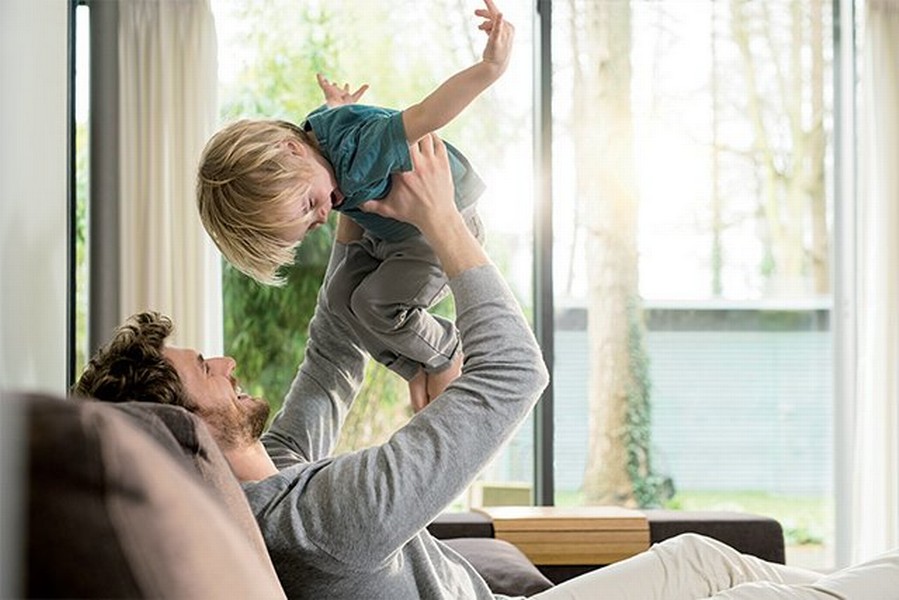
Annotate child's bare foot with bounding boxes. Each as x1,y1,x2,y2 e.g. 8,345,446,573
426,351,463,401
408,369,428,413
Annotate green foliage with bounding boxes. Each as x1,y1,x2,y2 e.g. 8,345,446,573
624,297,674,508
221,1,339,122
783,523,824,547
335,360,410,453
74,122,89,374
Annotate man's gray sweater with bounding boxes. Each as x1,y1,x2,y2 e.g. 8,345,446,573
243,247,549,599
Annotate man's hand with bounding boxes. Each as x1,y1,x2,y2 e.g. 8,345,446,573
317,73,369,108
360,134,459,240
475,0,514,77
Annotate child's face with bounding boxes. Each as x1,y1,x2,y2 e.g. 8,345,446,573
279,143,345,244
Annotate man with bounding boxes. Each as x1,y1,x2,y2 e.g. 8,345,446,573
77,134,550,599
77,135,899,599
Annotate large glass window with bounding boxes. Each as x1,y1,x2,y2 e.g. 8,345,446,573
211,0,535,508
70,0,850,570
551,0,835,568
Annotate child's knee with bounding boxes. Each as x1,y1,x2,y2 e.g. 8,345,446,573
350,288,401,331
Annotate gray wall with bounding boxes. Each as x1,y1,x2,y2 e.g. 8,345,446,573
503,307,833,497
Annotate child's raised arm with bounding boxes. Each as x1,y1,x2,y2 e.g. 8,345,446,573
401,0,514,144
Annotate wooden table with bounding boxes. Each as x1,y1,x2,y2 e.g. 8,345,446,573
476,506,650,566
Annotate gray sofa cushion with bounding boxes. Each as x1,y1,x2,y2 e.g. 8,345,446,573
24,393,285,599
443,537,554,596
107,400,276,569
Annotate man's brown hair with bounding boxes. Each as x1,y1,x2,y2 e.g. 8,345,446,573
74,311,194,409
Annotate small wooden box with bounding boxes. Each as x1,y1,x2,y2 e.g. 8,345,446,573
476,506,650,566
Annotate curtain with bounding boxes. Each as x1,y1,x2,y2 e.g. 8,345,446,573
118,0,222,353
851,0,899,562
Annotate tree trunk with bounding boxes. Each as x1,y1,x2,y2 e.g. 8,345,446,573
573,0,642,506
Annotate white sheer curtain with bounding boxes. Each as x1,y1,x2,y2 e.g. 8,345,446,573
118,0,222,353
851,0,899,562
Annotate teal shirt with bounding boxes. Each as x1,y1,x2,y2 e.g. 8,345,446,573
304,104,485,241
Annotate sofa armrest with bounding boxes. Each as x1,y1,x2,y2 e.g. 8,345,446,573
645,509,785,564
17,392,286,599
427,510,494,539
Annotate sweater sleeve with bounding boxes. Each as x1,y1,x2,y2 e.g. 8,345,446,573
292,264,550,569
260,242,369,465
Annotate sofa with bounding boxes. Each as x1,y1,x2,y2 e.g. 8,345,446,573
428,509,786,585
9,390,785,598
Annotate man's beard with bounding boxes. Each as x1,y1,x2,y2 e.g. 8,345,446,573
202,396,270,449
243,397,270,441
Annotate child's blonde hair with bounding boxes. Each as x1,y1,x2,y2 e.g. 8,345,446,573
196,119,315,286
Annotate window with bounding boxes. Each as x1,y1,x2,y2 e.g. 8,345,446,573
212,0,536,508
60,0,874,573
551,0,835,568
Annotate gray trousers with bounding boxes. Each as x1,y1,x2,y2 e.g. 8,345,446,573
326,209,483,381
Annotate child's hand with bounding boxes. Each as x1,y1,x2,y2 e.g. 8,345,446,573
317,73,369,108
475,0,514,76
